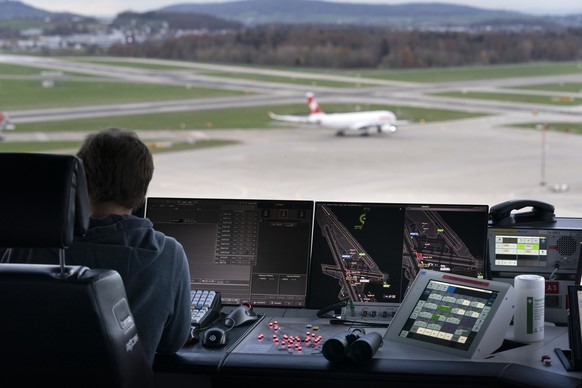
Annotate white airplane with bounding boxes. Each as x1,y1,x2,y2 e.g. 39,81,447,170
0,112,15,141
268,92,408,136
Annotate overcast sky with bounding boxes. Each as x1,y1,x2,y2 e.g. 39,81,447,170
21,0,582,18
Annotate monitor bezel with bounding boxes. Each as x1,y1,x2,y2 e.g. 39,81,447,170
567,285,582,367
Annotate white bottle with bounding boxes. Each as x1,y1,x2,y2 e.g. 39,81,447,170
513,274,545,343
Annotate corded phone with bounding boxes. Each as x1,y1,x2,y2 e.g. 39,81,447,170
489,199,556,226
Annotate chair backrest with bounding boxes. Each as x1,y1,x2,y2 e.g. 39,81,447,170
0,153,153,388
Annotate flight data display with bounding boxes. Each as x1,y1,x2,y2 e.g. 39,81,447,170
488,227,582,275
145,197,314,307
307,202,489,309
492,235,548,267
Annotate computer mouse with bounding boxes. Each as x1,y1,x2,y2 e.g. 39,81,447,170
201,327,228,347
224,303,259,328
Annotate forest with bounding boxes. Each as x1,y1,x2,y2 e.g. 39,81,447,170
108,24,582,69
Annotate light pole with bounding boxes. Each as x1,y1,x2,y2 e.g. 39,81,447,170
540,123,547,186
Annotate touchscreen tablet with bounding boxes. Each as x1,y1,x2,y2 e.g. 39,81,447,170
384,269,515,358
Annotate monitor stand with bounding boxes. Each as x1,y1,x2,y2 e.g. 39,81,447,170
555,348,577,371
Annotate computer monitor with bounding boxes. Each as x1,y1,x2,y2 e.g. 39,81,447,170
307,201,489,309
145,197,314,307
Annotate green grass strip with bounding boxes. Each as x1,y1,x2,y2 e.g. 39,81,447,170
0,138,240,153
12,103,488,132
0,78,248,110
510,122,582,135
430,90,582,105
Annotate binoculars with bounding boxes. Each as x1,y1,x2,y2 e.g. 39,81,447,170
322,328,383,363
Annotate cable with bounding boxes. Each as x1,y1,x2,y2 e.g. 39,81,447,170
549,261,560,280
329,317,390,328
317,299,348,319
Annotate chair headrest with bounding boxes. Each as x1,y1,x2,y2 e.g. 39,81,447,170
0,153,89,248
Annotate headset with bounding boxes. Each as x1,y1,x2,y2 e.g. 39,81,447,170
321,328,383,363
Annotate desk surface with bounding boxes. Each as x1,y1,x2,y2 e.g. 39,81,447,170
154,308,582,387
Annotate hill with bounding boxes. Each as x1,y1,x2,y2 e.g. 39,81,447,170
1,0,580,29
0,0,82,20
160,0,572,29
0,0,52,19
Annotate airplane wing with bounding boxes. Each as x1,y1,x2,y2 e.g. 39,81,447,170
268,112,310,124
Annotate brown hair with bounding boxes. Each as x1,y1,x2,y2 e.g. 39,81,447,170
77,128,153,210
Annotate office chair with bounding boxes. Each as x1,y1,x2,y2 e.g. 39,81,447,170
0,153,154,388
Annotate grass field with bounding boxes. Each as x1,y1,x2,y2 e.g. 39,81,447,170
197,71,375,88
1,57,581,153
512,122,582,134
0,78,249,110
511,82,582,93
11,103,487,132
341,61,582,83
430,90,582,106
0,63,72,76
0,137,240,154
71,57,582,84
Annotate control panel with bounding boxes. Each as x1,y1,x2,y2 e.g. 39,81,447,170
488,217,582,324
489,228,581,276
340,302,398,325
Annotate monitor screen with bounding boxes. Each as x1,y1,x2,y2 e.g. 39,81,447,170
145,197,314,307
384,269,515,359
307,202,489,309
488,225,582,277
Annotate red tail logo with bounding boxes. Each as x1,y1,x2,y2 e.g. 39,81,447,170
306,92,322,114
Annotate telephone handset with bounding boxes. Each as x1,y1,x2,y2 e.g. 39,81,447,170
489,199,556,226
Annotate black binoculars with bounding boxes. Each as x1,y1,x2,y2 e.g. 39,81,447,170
322,328,383,363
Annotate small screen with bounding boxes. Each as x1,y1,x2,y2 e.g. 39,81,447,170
395,278,499,351
145,197,314,307
384,270,515,359
488,227,582,276
308,202,489,309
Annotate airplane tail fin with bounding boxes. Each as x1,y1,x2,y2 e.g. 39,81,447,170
0,112,15,131
306,92,322,114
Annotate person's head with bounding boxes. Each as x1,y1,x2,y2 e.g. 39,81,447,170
77,127,154,211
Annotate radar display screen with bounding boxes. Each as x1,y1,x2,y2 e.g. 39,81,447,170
307,202,489,309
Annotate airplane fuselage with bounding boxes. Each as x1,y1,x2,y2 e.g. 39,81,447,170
307,110,398,134
268,93,405,136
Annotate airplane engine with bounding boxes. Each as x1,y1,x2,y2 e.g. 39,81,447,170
378,124,397,134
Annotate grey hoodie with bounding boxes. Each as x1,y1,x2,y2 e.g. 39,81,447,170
2,214,192,366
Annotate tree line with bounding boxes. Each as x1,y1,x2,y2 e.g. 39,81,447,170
108,24,582,69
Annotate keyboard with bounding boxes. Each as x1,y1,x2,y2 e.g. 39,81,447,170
190,290,222,327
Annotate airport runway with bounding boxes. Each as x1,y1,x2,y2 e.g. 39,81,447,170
2,54,582,217
147,111,582,217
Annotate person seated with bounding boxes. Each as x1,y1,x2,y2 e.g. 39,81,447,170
2,127,192,365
